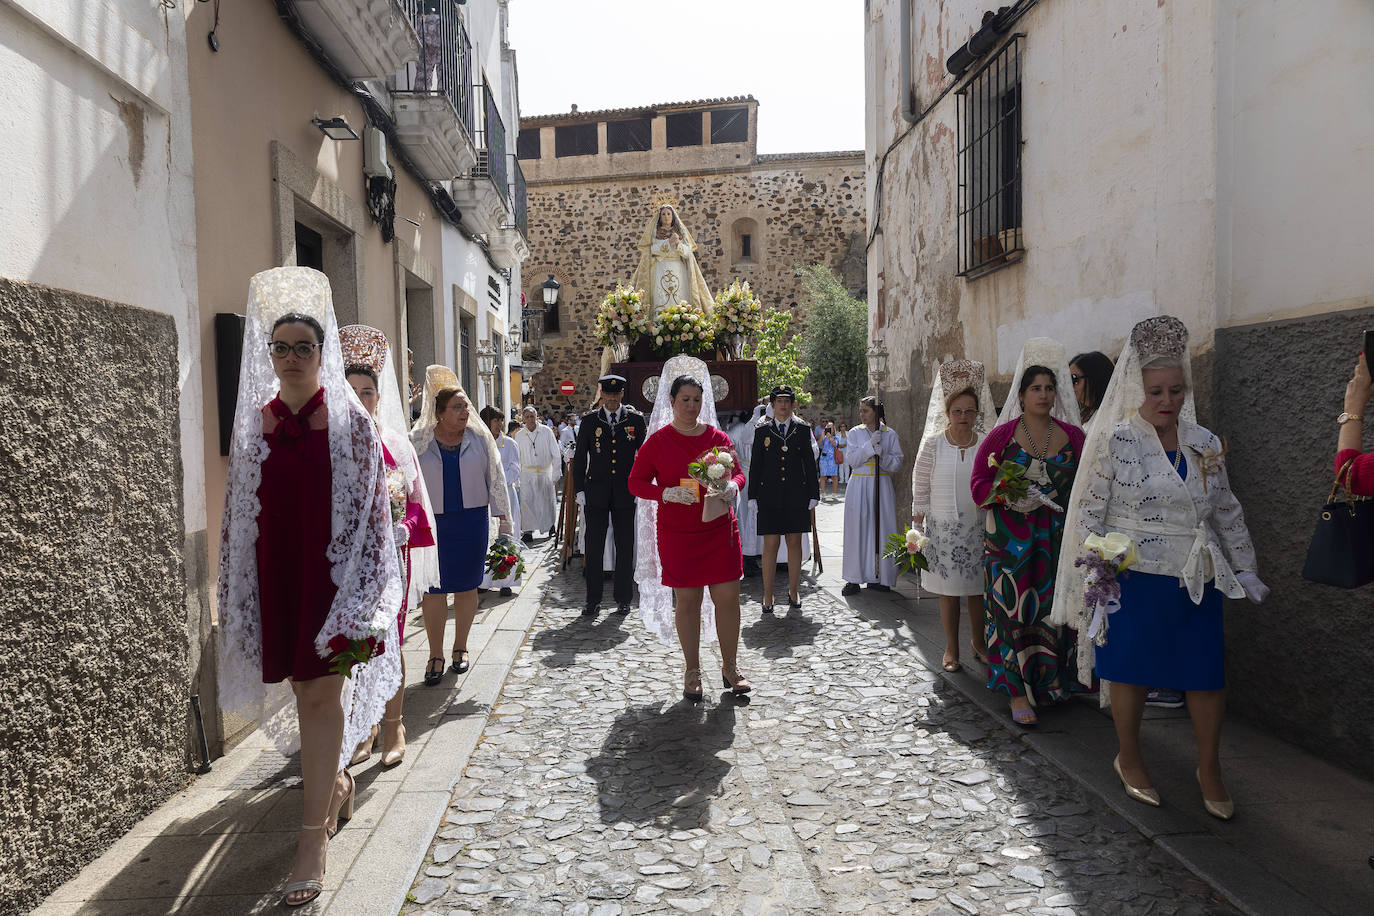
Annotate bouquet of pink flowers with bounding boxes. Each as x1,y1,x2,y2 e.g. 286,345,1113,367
883,525,932,575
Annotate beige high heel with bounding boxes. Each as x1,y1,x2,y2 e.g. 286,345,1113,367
1197,768,1234,820
1114,755,1161,807
380,716,406,768
325,769,355,838
348,726,379,766
281,823,328,907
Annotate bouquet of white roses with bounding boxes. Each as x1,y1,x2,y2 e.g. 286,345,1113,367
652,301,713,358
686,445,738,523
594,282,652,347
712,279,764,337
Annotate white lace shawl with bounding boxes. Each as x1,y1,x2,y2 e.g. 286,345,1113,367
996,337,1083,428
373,345,439,607
216,267,403,771
634,356,723,646
913,359,998,519
409,367,511,530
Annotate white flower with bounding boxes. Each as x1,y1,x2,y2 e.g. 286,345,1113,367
717,452,734,467
706,463,727,480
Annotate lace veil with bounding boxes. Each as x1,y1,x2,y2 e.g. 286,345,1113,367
628,204,716,316
635,355,723,645
341,326,441,607
1049,317,1196,688
919,359,999,449
217,268,403,771
409,364,511,526
995,337,1083,428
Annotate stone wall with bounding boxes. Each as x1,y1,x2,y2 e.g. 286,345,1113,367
522,154,866,413
0,279,189,911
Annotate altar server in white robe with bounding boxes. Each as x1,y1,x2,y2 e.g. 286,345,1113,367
841,396,903,593
513,407,561,539
480,407,523,593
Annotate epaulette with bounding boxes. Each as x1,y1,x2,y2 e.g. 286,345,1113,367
754,416,771,428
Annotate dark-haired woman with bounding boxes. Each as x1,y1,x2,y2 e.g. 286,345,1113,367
628,371,751,700
841,396,904,595
1070,350,1115,430
971,340,1084,726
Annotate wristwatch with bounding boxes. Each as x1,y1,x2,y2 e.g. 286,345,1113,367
1338,411,1364,425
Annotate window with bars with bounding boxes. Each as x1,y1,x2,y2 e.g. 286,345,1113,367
666,112,702,148
710,107,749,144
607,117,652,153
554,123,597,157
956,35,1023,277
516,129,540,160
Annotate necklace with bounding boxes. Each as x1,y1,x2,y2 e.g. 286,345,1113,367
945,428,975,459
1019,416,1055,484
671,420,701,435
1170,445,1184,475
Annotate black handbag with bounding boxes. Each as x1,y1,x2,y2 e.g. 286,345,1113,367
1302,460,1374,588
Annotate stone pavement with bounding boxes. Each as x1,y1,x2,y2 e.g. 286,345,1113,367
398,501,1238,916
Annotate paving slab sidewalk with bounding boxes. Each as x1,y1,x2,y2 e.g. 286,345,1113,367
807,496,1374,916
33,538,559,916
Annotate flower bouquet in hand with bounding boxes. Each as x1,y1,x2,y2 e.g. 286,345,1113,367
484,536,526,582
328,633,383,679
883,526,932,575
980,455,1063,513
687,446,738,523
1075,532,1139,646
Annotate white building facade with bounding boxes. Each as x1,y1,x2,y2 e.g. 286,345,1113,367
866,0,1374,774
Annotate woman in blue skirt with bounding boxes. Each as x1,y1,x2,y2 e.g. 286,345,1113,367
411,368,511,685
1051,317,1268,820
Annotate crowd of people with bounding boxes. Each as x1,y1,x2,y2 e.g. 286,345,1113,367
220,266,1284,903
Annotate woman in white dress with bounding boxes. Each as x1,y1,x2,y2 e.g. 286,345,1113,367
841,396,904,594
480,406,523,594
910,360,998,672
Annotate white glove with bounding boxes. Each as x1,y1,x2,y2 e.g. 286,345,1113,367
808,499,818,511
575,491,586,508
393,522,409,547
722,480,739,499
747,499,758,514
663,486,696,505
497,516,513,537
1008,495,1044,515
1236,571,1269,604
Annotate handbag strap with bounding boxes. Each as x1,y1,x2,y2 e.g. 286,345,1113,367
1330,458,1359,506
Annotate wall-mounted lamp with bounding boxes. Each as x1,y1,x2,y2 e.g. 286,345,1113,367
541,274,561,307
312,116,360,141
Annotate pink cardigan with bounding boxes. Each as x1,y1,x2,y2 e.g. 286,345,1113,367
971,418,1086,506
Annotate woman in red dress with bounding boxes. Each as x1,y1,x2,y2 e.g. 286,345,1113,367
629,374,752,701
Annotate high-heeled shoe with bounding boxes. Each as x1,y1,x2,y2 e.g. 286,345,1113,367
281,823,327,907
683,668,703,703
325,769,355,838
1197,768,1234,820
722,667,752,695
1114,755,1161,807
380,716,406,768
349,726,378,766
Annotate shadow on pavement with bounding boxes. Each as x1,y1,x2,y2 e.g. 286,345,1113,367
738,609,823,658
586,700,738,831
529,611,631,668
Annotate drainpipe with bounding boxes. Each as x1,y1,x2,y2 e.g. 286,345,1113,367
899,0,918,123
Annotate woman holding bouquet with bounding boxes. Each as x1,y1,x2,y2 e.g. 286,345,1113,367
1051,317,1266,817
911,360,998,672
218,268,402,906
480,406,523,595
629,358,751,700
340,326,439,768
970,339,1085,726
841,397,904,594
411,369,511,686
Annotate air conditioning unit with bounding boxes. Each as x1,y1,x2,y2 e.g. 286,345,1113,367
364,127,390,178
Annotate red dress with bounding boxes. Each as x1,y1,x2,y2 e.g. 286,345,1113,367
382,440,435,642
628,425,746,587
256,389,337,683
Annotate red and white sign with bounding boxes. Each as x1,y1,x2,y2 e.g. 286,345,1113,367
559,380,576,396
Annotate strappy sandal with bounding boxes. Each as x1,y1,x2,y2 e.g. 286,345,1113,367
722,667,752,695
423,657,445,686
325,769,355,839
281,823,327,907
1010,704,1038,727
683,668,704,703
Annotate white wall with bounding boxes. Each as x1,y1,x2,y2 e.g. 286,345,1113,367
0,0,204,533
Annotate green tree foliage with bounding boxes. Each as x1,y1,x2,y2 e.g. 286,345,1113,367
745,310,812,406
796,264,868,412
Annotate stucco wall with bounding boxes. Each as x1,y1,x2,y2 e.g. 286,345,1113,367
523,156,866,409
0,279,188,912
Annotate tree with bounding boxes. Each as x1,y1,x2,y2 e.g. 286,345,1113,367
745,310,811,406
796,264,868,412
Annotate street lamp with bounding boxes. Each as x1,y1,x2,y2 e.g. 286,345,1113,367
476,340,497,395
311,116,360,141
541,274,561,307
864,338,890,576
866,339,889,391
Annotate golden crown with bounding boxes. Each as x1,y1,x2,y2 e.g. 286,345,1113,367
648,190,679,211
1130,316,1189,361
338,325,388,374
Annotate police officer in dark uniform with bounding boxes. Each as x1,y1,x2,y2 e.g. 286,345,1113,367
572,374,647,617
748,385,819,614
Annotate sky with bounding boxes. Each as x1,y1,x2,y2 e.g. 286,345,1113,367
506,0,866,155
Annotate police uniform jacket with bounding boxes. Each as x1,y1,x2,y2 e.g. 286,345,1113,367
573,405,647,510
748,416,819,535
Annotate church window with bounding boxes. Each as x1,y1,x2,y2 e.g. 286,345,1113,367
554,123,598,157
711,107,749,144
956,35,1023,277
607,117,652,153
731,217,759,265
666,112,702,148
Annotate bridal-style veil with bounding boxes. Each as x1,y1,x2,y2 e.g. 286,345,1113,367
635,355,723,645
995,337,1082,428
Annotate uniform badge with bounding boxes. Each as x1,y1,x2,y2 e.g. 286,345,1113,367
626,427,636,439
764,437,771,447
595,428,603,438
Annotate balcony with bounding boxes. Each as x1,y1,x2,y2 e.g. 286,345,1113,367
391,1,476,179
450,81,511,236
520,307,545,374
293,0,422,81
488,157,530,269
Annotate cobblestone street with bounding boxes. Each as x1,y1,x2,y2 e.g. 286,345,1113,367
402,539,1235,915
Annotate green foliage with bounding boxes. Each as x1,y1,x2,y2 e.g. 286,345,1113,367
745,311,812,407
796,264,869,412
883,528,930,575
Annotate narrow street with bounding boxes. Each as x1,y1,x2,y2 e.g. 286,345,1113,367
400,499,1233,915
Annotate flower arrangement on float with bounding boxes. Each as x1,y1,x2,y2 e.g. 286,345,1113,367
595,283,651,361
1077,532,1139,647
883,526,932,574
712,280,764,359
652,301,713,359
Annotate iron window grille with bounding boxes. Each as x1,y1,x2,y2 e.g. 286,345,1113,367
607,117,652,153
516,130,540,160
956,34,1024,278
710,107,749,144
395,1,474,140
666,112,702,148
554,123,598,157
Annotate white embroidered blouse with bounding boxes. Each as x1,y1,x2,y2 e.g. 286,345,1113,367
1077,413,1256,603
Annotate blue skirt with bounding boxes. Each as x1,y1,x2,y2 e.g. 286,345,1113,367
430,507,489,594
1095,571,1225,691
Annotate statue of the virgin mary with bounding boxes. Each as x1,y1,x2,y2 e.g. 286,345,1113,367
629,204,715,318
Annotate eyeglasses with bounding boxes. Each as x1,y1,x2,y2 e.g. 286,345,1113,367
1070,374,1084,384
269,341,321,360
